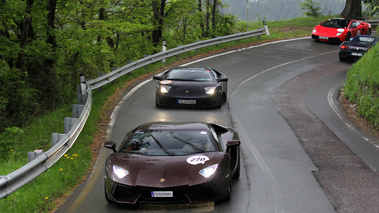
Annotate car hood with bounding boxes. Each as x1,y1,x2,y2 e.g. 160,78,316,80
314,25,346,36
106,152,228,187
168,81,219,96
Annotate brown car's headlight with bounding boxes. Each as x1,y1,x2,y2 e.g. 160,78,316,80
113,165,129,179
199,164,218,178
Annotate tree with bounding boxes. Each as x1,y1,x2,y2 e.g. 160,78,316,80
363,0,379,17
341,0,362,18
300,0,323,17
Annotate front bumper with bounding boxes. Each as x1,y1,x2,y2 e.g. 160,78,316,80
312,34,344,42
156,93,221,108
104,175,230,204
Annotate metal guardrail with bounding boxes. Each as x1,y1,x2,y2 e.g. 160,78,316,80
366,19,378,28
0,27,267,199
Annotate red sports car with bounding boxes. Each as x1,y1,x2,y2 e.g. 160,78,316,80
312,18,371,42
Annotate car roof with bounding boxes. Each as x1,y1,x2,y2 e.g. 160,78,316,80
170,66,213,72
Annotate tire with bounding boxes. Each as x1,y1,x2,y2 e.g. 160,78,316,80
367,29,371,35
345,33,351,41
233,150,240,180
104,184,115,204
339,57,346,62
225,180,232,200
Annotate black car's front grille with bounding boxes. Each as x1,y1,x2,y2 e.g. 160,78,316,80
171,85,205,97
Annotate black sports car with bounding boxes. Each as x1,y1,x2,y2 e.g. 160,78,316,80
103,122,241,205
152,67,228,108
339,35,377,61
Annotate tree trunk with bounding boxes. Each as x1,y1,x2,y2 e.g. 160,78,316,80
205,0,210,37
152,0,166,48
39,0,58,105
211,0,217,38
16,0,34,70
198,0,205,38
340,0,362,19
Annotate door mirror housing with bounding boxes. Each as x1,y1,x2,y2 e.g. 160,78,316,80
153,76,163,80
217,77,228,82
226,140,240,148
104,141,117,153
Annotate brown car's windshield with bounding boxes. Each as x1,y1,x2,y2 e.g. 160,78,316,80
120,129,217,156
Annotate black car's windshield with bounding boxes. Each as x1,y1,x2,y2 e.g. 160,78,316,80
351,36,375,43
166,69,214,82
321,19,350,28
120,129,216,156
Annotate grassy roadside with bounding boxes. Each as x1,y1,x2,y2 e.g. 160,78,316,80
0,15,376,212
343,44,379,132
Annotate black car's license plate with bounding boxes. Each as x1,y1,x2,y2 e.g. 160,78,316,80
178,99,196,104
351,52,363,56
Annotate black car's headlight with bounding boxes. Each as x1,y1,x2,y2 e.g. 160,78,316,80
158,85,171,94
204,86,217,95
199,164,218,178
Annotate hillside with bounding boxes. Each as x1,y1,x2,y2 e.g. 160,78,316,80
222,0,346,21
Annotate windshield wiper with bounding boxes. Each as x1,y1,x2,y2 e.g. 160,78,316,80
151,135,177,156
174,136,205,153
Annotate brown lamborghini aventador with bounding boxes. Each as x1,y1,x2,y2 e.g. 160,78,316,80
103,122,240,205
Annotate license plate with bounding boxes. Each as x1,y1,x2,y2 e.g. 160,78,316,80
151,191,173,197
178,99,196,104
319,36,328,40
351,52,363,56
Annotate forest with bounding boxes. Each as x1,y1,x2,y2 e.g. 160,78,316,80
223,0,346,21
1,0,378,133
0,0,236,132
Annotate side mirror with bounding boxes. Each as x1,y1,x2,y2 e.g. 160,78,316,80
226,140,240,148
153,76,163,80
217,77,228,82
104,141,117,153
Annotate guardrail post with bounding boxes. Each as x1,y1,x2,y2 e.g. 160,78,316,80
73,104,84,118
162,39,166,63
64,117,78,134
28,149,44,162
77,74,88,105
263,20,270,37
51,133,66,147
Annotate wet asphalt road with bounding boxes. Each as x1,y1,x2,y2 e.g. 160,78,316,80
56,37,379,213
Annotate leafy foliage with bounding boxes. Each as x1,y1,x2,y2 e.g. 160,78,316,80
363,0,379,18
0,0,235,132
300,0,324,17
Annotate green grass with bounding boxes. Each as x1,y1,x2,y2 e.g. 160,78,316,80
1,15,377,212
343,44,379,131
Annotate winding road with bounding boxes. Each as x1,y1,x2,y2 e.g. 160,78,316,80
56,37,379,213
